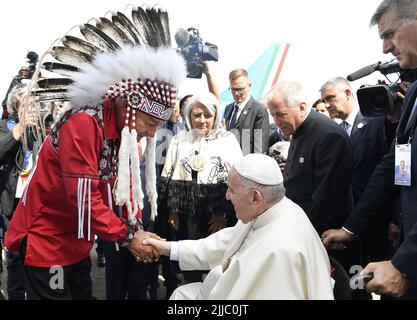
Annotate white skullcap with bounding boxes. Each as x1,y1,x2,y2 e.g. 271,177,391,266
234,154,283,185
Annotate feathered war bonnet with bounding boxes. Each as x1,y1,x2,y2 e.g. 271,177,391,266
30,5,187,223
69,46,186,224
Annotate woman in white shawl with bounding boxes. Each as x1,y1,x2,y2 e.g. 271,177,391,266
160,91,243,281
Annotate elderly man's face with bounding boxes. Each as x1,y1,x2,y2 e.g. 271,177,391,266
268,93,305,138
378,11,417,69
226,169,257,224
135,112,164,138
115,98,164,139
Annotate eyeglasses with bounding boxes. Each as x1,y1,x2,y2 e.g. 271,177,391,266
230,84,249,94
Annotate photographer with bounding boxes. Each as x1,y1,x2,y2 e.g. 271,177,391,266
0,84,39,299
1,52,38,120
322,0,417,299
320,77,400,267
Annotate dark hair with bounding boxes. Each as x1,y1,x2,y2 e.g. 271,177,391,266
179,94,193,111
370,0,417,26
312,99,324,110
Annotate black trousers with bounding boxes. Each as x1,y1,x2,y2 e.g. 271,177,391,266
20,237,92,300
102,240,152,300
23,258,92,300
6,250,25,300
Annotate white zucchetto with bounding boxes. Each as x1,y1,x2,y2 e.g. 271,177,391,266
233,154,283,185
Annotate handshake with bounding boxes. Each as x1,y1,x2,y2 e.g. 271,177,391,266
127,229,172,263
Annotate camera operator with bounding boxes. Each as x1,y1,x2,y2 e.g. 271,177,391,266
1,52,38,120
320,77,402,274
321,0,417,299
0,84,40,300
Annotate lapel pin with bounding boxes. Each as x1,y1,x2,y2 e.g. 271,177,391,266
299,157,305,164
357,123,364,129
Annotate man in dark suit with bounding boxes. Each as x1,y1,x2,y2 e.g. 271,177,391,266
266,81,358,274
322,0,417,299
320,77,396,263
224,68,269,155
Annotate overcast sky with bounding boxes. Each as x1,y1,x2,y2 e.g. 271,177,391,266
0,0,391,104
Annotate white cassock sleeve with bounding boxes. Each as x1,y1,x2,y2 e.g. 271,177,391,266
178,226,235,271
209,236,334,300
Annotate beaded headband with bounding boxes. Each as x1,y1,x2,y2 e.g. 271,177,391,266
107,78,177,121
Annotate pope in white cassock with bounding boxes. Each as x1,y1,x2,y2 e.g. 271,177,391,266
145,154,334,299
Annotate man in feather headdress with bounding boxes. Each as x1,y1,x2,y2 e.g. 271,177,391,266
4,6,187,300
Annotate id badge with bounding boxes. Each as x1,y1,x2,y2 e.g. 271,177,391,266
395,144,412,186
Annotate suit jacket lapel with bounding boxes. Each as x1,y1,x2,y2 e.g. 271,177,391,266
224,104,234,130
351,112,365,135
398,82,417,142
350,113,366,148
234,97,253,128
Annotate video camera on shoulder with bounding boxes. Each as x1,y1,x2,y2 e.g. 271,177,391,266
347,60,417,117
175,27,218,79
16,51,39,81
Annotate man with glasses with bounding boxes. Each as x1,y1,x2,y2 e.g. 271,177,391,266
224,69,269,155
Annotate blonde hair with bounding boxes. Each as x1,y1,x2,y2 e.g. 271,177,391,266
229,68,249,82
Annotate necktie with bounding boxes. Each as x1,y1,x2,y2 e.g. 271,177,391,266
229,104,239,129
340,120,349,133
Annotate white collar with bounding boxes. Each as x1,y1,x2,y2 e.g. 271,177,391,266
344,107,359,126
236,95,251,110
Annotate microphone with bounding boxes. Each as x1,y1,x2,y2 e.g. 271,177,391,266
378,61,402,75
174,28,191,47
347,61,385,81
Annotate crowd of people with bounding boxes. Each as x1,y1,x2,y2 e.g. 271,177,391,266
1,0,417,300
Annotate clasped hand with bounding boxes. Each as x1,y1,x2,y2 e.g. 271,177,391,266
127,230,172,263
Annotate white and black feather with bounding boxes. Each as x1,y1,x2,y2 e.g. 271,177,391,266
33,4,186,106
62,35,103,57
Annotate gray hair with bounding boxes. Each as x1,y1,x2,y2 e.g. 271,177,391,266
319,77,353,95
6,84,27,116
370,0,417,26
183,91,222,131
239,174,286,205
264,81,308,109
